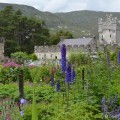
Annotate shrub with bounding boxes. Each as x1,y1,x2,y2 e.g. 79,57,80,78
68,51,90,66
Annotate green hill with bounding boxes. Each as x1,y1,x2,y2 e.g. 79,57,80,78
0,3,120,38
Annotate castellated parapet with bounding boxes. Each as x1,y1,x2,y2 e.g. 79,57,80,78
98,14,120,44
34,45,95,53
34,44,119,60
34,44,100,60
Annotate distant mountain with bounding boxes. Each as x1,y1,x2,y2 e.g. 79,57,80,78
0,3,120,38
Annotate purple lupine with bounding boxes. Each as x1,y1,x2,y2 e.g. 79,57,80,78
20,98,26,104
101,97,108,116
101,96,105,105
108,97,113,107
66,62,71,83
71,68,76,82
56,81,60,92
61,44,66,73
109,106,120,118
50,75,54,86
109,110,115,118
20,110,24,116
103,104,108,115
118,51,120,63
108,95,118,108
118,113,120,120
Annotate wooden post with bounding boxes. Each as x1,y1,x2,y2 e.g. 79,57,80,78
19,69,24,98
82,67,85,89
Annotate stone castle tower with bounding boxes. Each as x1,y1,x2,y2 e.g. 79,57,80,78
98,14,120,45
0,37,4,62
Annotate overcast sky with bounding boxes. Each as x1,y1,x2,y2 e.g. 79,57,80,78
0,0,120,13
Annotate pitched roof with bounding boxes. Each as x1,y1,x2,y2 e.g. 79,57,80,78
58,38,93,46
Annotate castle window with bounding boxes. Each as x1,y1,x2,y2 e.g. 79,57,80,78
39,54,41,58
44,54,46,59
110,34,111,38
55,56,57,59
109,29,110,32
51,54,53,59
101,35,103,40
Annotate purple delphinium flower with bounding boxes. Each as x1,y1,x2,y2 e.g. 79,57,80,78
56,81,60,92
20,98,26,104
118,51,120,63
103,104,108,115
66,62,71,83
71,68,76,82
50,75,54,86
101,97,108,116
118,113,120,120
108,97,113,107
108,95,118,108
20,110,24,116
101,96,105,105
61,44,66,73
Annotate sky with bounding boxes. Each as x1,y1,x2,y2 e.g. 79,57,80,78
0,0,120,13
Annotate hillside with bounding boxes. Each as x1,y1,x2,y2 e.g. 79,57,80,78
0,3,120,38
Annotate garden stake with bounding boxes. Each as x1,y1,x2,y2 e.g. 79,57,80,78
19,69,24,98
82,67,85,89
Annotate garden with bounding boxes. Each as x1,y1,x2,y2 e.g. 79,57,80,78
0,44,120,120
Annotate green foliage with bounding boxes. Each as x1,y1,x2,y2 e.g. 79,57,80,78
23,66,32,82
29,65,51,83
0,6,50,56
23,93,103,120
110,47,120,61
1,48,120,119
68,51,90,66
0,84,18,99
49,30,73,45
0,67,19,84
11,51,30,61
0,65,32,84
29,53,38,61
32,87,38,120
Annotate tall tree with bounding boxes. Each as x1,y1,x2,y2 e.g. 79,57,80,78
0,6,50,56
49,30,73,45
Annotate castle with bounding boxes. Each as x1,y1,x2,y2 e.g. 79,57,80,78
0,14,120,61
98,14,120,45
35,14,120,60
0,37,4,62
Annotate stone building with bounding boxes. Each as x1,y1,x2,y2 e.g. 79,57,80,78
34,37,96,60
98,14,120,45
0,37,4,62
34,14,120,60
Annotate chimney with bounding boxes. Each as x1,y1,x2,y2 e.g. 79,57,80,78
60,36,65,41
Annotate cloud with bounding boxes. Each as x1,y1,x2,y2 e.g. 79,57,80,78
43,0,68,12
86,0,120,12
62,0,88,12
0,0,120,12
42,0,89,12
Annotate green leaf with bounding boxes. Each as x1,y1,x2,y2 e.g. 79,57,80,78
32,86,38,120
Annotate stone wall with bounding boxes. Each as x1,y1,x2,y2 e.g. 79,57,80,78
34,44,118,60
35,45,90,59
0,42,4,62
